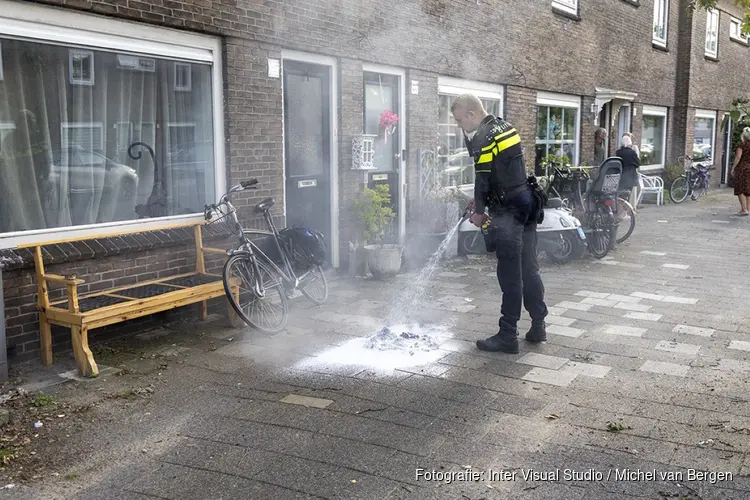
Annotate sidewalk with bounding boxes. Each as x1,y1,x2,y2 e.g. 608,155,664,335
2,188,750,499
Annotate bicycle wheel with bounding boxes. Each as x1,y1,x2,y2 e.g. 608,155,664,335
670,176,689,204
223,254,289,333
587,210,613,259
615,197,636,244
298,265,328,305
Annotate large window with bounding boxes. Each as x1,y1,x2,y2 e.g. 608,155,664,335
653,0,669,47
705,8,719,58
640,106,668,169
535,92,580,175
0,3,223,245
693,110,716,165
437,78,503,187
364,72,400,173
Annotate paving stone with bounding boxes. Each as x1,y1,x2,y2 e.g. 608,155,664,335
574,290,611,299
640,250,666,256
516,352,569,370
606,293,642,303
559,361,612,378
547,324,585,338
545,314,576,326
613,302,651,312
654,340,701,356
554,301,593,311
662,263,690,269
630,291,665,301
727,340,750,351
521,368,578,387
639,360,689,377
663,296,699,304
547,306,567,315
580,297,617,307
623,311,663,321
437,271,466,278
604,325,647,337
673,324,715,337
717,358,750,372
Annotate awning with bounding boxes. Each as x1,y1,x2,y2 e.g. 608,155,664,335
594,88,638,125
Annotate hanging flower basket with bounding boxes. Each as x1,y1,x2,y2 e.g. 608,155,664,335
379,110,399,144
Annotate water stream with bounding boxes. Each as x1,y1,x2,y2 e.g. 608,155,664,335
383,219,463,326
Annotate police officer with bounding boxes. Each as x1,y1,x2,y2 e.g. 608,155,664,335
450,94,548,353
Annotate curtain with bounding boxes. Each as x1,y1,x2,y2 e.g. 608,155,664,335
0,37,214,234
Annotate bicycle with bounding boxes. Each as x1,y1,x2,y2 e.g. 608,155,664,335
204,179,329,333
546,164,618,259
670,155,715,204
546,162,636,245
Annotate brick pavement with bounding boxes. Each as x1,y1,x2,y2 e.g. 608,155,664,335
6,189,750,499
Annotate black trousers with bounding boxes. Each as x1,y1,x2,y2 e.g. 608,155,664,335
489,202,548,336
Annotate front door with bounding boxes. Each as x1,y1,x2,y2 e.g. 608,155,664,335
722,115,732,185
364,71,402,244
282,60,332,259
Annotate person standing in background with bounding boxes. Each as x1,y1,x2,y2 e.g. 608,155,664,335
616,134,641,207
594,127,607,166
731,127,750,216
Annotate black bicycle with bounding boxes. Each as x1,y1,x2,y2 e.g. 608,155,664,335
670,155,715,203
204,179,328,333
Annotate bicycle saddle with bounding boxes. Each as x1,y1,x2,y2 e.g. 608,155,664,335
546,197,564,209
254,197,275,213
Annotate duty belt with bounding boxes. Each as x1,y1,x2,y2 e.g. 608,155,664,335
490,182,529,208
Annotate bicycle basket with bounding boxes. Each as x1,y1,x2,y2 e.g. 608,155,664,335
204,205,242,237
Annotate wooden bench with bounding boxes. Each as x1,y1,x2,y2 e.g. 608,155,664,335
23,220,240,378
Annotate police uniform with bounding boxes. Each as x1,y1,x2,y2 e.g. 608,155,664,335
465,114,549,353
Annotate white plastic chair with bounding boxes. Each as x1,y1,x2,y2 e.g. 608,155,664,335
636,172,664,207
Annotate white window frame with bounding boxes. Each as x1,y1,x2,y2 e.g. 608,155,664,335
536,91,581,167
437,77,505,189
705,8,719,58
69,49,95,86
0,40,3,81
653,0,669,47
61,122,105,152
552,0,578,16
730,16,749,44
0,0,225,249
174,62,191,91
641,105,668,172
694,109,717,163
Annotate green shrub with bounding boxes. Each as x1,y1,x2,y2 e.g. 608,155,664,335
350,184,396,246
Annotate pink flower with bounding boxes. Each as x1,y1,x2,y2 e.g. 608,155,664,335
379,110,399,129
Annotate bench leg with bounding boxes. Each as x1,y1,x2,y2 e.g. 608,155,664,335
39,312,53,366
228,285,244,329
71,326,98,377
201,300,208,321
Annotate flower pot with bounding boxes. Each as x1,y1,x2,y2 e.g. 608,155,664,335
364,244,404,280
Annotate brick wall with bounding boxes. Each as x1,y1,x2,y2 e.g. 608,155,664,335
405,70,438,226
504,86,538,174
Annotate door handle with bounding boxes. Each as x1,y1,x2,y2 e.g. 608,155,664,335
395,149,406,160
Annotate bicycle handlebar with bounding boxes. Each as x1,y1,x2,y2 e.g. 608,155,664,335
204,178,259,218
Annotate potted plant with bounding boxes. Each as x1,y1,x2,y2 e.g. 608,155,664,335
350,183,402,279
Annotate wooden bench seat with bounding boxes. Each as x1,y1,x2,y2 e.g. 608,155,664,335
23,221,239,378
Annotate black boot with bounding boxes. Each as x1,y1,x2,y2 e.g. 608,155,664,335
476,327,519,354
525,321,547,343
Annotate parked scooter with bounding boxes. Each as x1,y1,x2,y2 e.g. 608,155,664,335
456,191,586,264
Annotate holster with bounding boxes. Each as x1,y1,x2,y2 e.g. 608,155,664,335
527,175,548,224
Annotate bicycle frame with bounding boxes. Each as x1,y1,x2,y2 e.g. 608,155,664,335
206,182,318,297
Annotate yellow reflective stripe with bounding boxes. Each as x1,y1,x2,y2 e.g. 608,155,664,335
481,142,496,152
494,128,516,141
477,152,494,164
497,134,521,151
492,147,498,154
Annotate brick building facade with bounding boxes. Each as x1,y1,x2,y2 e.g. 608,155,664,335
1,0,748,371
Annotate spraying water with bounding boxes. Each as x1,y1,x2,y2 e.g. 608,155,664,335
384,219,463,325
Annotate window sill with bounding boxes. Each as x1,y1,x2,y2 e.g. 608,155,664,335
552,6,581,22
640,164,665,174
652,42,668,52
704,54,719,62
621,0,640,6
730,37,750,47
